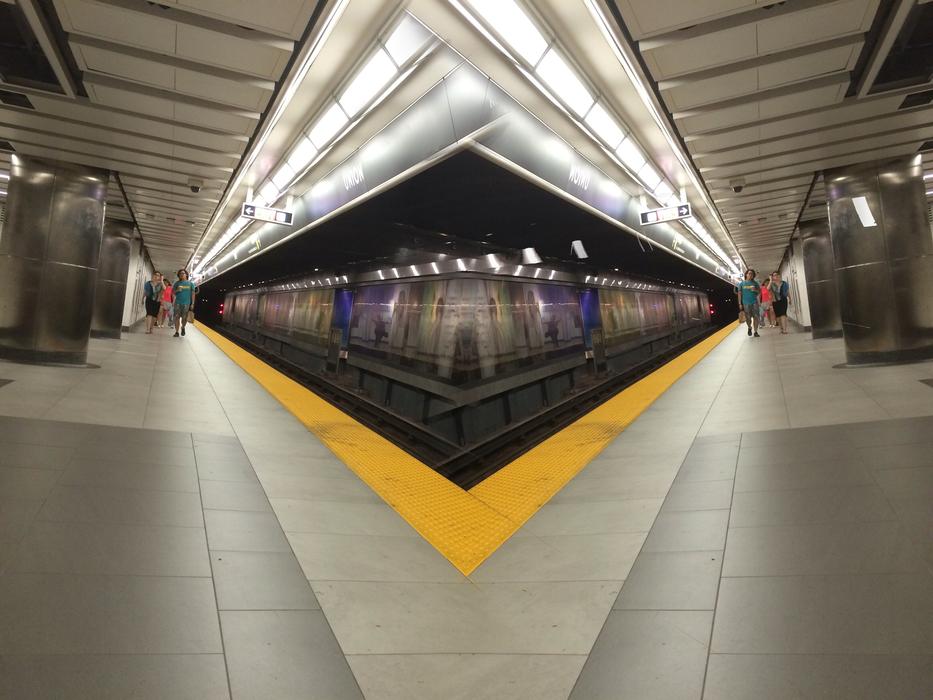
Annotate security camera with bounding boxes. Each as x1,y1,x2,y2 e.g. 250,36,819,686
730,178,746,194
188,177,203,194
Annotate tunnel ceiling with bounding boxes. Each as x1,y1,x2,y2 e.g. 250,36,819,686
201,149,734,296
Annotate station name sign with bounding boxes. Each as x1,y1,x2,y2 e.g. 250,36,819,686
241,202,294,226
640,203,691,226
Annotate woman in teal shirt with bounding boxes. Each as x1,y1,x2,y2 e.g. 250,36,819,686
172,269,198,337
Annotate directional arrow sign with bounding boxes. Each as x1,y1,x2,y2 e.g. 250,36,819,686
241,202,294,226
640,203,691,226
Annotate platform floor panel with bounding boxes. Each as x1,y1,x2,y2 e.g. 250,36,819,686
0,323,931,698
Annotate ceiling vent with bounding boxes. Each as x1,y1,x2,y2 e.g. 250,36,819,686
918,140,933,152
899,89,933,110
0,141,15,152
0,90,34,110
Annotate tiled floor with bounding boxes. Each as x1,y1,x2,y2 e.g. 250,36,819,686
0,323,931,698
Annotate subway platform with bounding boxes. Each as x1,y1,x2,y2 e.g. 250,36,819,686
0,323,931,699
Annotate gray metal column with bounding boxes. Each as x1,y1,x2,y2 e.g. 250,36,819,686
0,155,108,364
825,155,933,365
91,219,133,339
799,217,842,339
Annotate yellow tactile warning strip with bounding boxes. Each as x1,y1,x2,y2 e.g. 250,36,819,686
199,322,737,575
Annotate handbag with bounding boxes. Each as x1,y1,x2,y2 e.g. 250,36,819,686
738,309,747,324
187,308,195,323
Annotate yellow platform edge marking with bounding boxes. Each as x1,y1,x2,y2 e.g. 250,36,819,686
199,322,736,575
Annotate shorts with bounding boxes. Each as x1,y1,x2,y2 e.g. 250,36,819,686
161,301,173,313
174,303,191,321
742,302,759,320
772,298,788,317
145,298,160,317
760,301,772,311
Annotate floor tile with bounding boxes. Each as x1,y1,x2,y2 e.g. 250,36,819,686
704,653,933,700
873,466,933,500
517,498,663,536
196,459,259,483
859,444,933,470
37,484,204,527
712,573,933,654
0,573,222,654
221,610,363,700
0,653,230,700
258,473,381,503
0,467,61,501
311,580,620,654
212,551,319,610
733,459,875,492
569,610,712,700
290,532,463,582
199,480,271,511
58,459,198,493
643,510,729,552
72,443,195,467
270,499,417,537
729,484,896,527
550,472,676,502
662,479,734,511
614,550,722,610
346,653,586,700
0,498,43,543
7,520,210,576
723,521,923,576
0,443,74,469
204,509,291,552
471,532,645,582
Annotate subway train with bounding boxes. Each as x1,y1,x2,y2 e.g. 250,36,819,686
214,270,713,486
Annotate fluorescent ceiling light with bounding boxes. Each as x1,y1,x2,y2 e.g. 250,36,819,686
467,0,548,65
584,102,623,149
0,172,8,181
924,173,932,180
259,182,279,205
385,14,430,65
851,195,877,227
287,136,318,172
521,247,542,264
338,48,397,117
536,48,594,117
271,163,295,190
638,163,662,190
308,102,348,148
616,137,645,172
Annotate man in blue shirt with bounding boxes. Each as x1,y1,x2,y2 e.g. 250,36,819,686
735,269,761,337
172,269,198,337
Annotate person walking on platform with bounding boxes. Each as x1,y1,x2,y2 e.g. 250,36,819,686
143,271,164,335
735,269,761,338
172,269,198,338
769,271,791,335
158,280,174,328
759,279,774,327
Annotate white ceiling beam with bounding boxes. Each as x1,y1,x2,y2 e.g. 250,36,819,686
67,35,278,90
639,0,839,50
81,72,262,120
672,73,851,119
90,0,295,50
658,35,864,88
